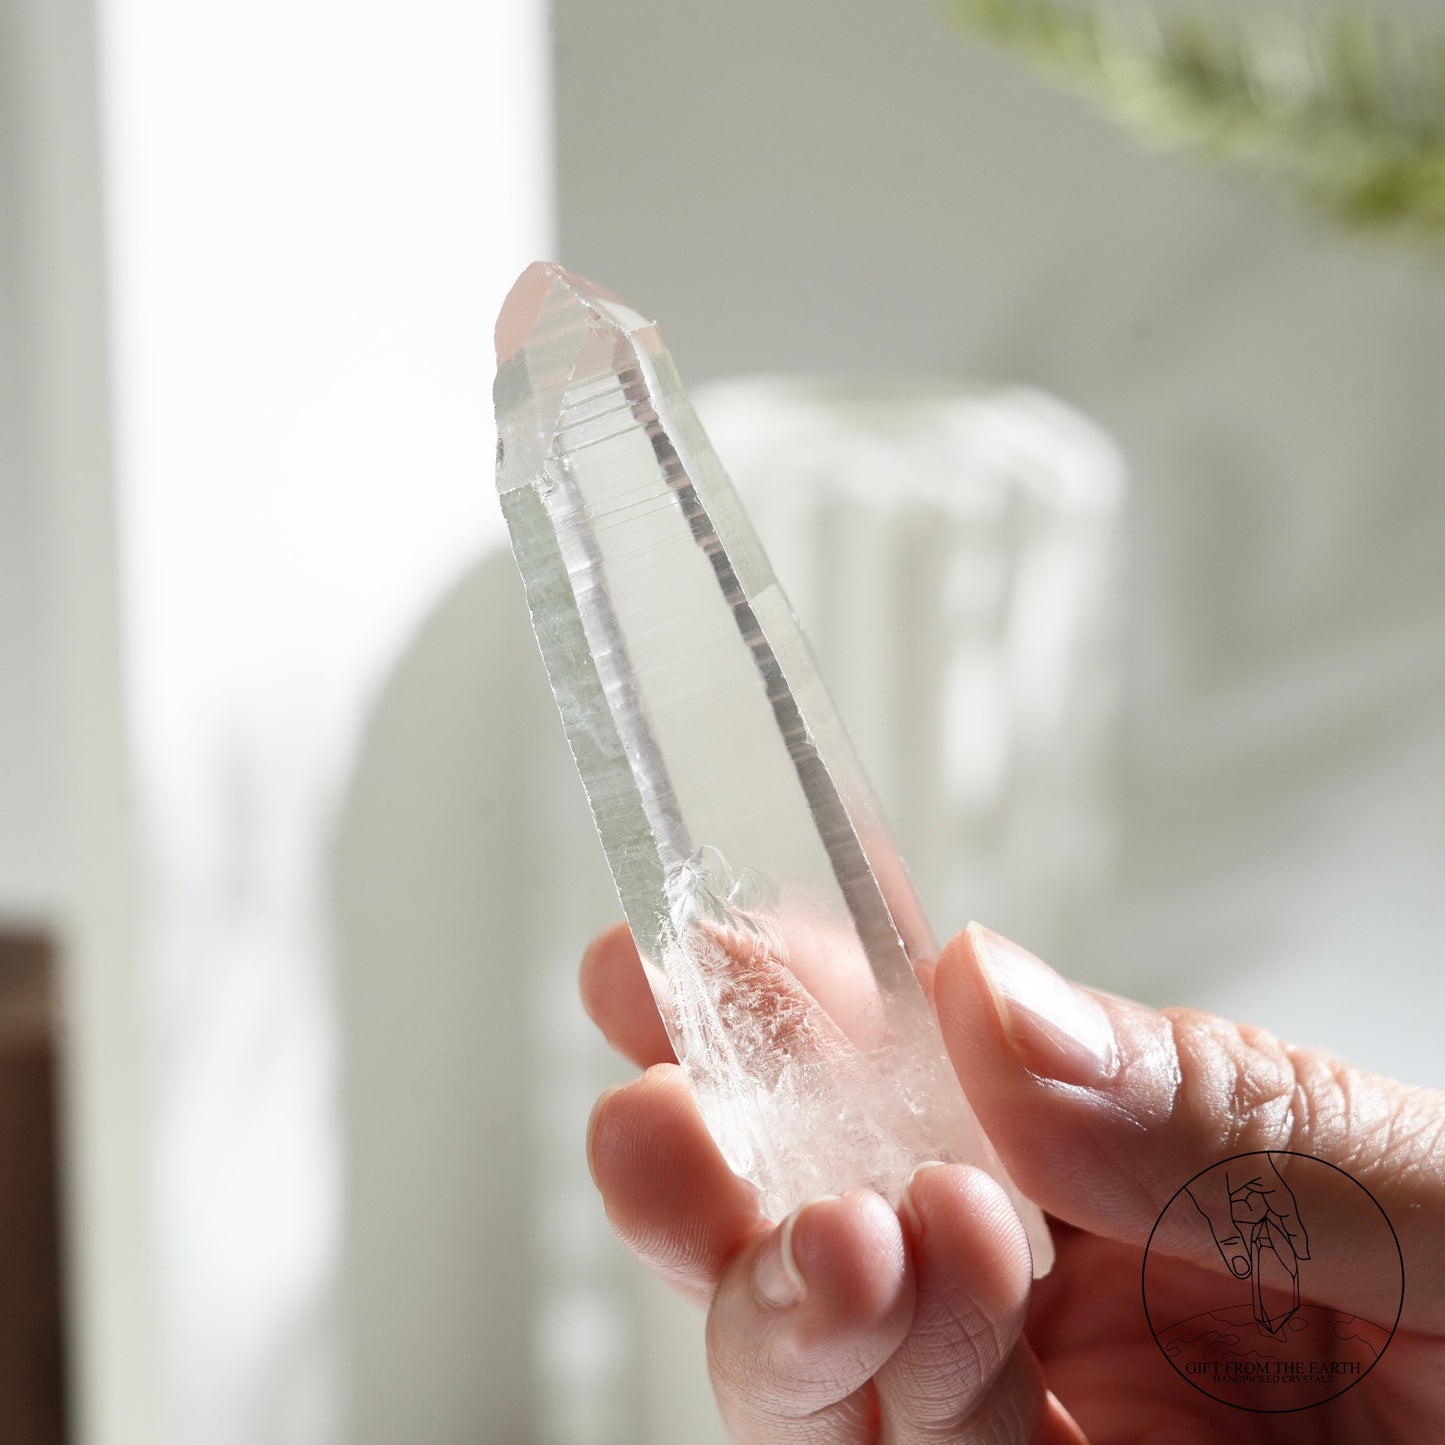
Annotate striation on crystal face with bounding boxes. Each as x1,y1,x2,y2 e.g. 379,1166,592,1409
495,261,1053,1275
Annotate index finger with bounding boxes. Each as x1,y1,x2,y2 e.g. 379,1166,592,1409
580,923,677,1069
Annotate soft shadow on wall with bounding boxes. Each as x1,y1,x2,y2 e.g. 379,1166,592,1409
329,553,641,1443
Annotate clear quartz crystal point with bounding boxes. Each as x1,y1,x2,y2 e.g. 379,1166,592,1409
495,261,1053,1275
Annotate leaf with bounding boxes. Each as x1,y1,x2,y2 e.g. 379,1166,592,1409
945,0,1445,240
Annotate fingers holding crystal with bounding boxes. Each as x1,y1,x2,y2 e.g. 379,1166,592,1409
582,981,1079,1441
937,922,1445,1332
705,1178,1077,1445
580,923,677,1069
872,1165,1037,1439
587,1062,765,1304
706,1191,913,1445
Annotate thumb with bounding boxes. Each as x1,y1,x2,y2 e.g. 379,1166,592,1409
936,923,1445,1332
1183,1176,1252,1279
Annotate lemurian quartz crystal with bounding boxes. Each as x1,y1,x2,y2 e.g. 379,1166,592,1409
495,262,1052,1274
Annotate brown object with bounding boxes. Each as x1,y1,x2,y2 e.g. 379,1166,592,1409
0,930,68,1445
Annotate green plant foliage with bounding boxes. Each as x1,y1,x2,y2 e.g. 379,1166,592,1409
947,0,1445,237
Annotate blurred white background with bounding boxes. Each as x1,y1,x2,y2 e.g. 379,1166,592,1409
2,0,1443,1442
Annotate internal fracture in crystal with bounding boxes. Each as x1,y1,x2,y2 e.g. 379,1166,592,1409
494,261,1053,1275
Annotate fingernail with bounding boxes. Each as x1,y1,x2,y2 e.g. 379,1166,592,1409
968,922,1116,1086
755,1197,830,1309
899,1162,947,1238
1230,1253,1251,1278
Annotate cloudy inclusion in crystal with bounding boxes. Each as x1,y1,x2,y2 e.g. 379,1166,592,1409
495,261,1052,1273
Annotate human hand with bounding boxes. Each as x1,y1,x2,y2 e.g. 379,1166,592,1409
582,920,1445,1441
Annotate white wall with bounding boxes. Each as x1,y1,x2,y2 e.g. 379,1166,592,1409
93,1,554,1434
6,1,554,1440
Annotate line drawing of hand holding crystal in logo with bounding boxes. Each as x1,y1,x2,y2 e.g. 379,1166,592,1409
1145,1151,1401,1411
1186,1152,1310,1337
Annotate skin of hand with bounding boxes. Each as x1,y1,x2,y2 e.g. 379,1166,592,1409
581,920,1445,1443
